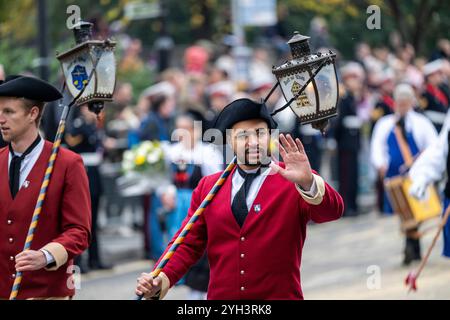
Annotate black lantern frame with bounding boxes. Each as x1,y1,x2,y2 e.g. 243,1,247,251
268,31,339,133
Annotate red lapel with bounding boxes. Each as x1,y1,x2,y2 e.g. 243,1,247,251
0,142,52,212
0,148,12,212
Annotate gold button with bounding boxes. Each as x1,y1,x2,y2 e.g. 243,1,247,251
240,286,245,291
240,270,245,275
8,238,13,243
12,274,15,279
7,220,12,225
240,253,245,258
10,256,14,261
241,237,245,242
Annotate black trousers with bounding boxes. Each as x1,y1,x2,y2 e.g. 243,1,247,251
338,149,359,215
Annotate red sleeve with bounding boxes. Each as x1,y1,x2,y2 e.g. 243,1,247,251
302,170,344,224
51,156,92,260
153,176,208,287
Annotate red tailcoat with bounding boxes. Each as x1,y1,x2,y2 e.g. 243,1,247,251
156,164,344,300
0,141,91,299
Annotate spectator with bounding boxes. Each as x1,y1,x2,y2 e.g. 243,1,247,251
370,83,437,265
333,62,366,217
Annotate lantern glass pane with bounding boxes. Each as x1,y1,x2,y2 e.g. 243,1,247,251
95,50,116,96
61,50,95,100
315,63,338,111
279,70,317,119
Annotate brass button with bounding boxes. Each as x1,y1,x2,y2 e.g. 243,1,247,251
240,253,245,258
241,237,245,242
11,274,15,279
240,286,245,291
240,270,245,275
7,220,12,225
10,256,14,261
8,238,13,243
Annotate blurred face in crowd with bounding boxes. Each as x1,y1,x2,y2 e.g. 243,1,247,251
380,79,394,95
0,97,40,143
373,47,389,62
398,44,415,64
427,71,444,86
343,74,364,95
394,96,414,116
210,94,230,113
229,119,271,168
174,116,199,148
162,69,186,91
114,83,133,105
356,43,371,60
159,95,176,119
209,67,227,84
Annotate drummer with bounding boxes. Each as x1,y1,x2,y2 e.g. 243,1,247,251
370,83,437,265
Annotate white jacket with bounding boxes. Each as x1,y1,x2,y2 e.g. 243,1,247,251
409,110,450,191
370,110,438,171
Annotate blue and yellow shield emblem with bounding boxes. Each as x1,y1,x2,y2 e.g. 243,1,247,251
71,65,88,90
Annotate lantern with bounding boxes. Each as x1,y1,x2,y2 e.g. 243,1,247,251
272,31,339,132
56,21,116,114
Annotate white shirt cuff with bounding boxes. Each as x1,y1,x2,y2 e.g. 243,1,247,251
40,249,56,266
297,178,317,197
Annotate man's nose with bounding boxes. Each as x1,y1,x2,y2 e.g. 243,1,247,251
247,134,259,146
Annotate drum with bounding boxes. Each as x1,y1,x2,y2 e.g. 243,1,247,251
384,175,442,231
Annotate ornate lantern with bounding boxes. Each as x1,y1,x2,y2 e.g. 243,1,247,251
56,21,116,114
272,31,339,132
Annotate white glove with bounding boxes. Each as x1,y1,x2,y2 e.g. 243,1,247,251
409,177,429,201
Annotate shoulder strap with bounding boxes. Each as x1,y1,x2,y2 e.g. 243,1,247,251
393,125,414,168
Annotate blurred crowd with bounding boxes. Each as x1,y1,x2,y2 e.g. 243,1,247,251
1,16,450,298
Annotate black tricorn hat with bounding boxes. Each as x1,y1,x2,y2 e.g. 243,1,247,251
214,98,278,135
0,75,62,102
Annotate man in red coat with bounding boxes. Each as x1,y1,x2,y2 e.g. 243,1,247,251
136,98,344,300
0,75,91,299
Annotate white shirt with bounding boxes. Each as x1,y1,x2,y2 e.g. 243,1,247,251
370,111,438,170
231,163,317,211
7,138,55,265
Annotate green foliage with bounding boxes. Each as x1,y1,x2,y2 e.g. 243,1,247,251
0,0,449,86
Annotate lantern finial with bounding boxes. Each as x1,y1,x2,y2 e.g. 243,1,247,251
287,31,311,59
72,21,94,44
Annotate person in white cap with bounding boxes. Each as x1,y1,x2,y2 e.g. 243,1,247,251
420,59,450,131
371,83,437,265
409,109,450,259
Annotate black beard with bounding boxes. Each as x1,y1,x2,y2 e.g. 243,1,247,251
238,149,271,166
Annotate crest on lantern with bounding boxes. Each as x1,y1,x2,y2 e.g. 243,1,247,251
56,21,117,107
272,31,339,131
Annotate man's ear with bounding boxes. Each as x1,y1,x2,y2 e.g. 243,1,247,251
29,106,40,124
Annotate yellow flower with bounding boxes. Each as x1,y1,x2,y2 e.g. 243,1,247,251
135,155,146,166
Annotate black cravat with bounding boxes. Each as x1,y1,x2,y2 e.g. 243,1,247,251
8,135,41,198
231,166,261,227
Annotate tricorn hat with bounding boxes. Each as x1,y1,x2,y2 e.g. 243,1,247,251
214,98,278,135
0,75,62,102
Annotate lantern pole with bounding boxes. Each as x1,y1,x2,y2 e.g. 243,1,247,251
9,23,105,300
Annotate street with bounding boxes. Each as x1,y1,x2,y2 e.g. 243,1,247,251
76,211,450,300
